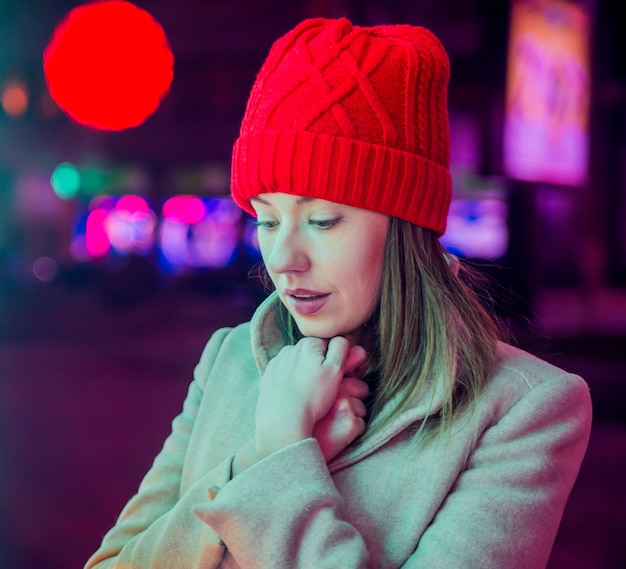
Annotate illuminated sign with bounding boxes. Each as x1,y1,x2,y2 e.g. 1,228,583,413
503,0,590,185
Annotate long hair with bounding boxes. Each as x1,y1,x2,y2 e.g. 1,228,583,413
272,216,500,446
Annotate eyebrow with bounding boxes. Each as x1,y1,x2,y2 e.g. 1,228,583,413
250,196,317,206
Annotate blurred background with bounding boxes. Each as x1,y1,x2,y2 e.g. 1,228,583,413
0,0,625,567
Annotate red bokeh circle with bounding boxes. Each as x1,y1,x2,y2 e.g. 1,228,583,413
43,0,174,131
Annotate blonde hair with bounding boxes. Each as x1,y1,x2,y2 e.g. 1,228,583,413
273,216,499,446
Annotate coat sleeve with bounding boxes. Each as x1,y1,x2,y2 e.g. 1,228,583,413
195,371,591,569
84,327,235,569
194,438,371,568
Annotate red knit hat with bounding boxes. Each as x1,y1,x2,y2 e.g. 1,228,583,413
231,17,451,235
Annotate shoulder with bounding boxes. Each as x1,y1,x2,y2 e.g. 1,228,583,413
193,321,257,389
493,341,588,392
479,341,592,425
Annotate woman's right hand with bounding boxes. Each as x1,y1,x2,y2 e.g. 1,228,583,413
254,336,368,461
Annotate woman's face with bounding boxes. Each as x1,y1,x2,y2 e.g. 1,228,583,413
251,193,389,343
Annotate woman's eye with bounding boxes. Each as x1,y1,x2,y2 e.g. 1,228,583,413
309,218,341,230
251,220,278,230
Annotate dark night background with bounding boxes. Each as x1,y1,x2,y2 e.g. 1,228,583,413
1,1,625,568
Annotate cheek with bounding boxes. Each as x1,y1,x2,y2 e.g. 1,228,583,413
344,243,385,305
257,234,270,262
354,265,383,307
258,236,275,272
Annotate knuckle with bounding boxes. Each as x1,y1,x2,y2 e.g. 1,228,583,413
342,417,363,442
301,336,323,348
327,359,344,376
332,336,350,351
336,397,351,415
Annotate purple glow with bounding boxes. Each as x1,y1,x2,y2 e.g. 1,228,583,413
158,197,241,271
75,195,157,260
106,195,156,254
441,198,508,259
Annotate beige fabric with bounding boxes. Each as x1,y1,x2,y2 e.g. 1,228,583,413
85,292,592,569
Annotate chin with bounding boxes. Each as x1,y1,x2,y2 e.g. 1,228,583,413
293,317,361,342
295,323,333,340
292,317,339,340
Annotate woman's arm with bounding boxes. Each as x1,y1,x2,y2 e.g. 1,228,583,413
195,437,371,568
84,327,234,569
193,336,372,568
196,370,591,569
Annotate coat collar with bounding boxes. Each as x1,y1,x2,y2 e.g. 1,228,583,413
249,291,451,469
250,291,285,373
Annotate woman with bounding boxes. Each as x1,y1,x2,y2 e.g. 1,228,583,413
85,18,592,569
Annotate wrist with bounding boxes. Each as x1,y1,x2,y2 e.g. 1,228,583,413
255,424,311,460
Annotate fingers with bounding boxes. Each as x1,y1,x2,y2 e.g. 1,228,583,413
340,376,369,400
333,396,367,436
298,336,368,378
344,344,368,376
320,395,367,440
324,335,350,361
313,391,367,462
298,336,329,358
335,391,367,419
350,396,367,419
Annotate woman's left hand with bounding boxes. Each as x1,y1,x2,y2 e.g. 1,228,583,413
313,373,369,462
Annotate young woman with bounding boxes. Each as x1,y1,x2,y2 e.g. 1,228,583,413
85,17,592,569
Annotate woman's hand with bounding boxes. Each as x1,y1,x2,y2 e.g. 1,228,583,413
313,343,369,462
255,336,353,460
255,336,370,463
313,374,369,462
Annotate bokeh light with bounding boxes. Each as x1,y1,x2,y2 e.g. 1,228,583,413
441,198,508,259
1,79,29,116
106,195,156,254
43,0,174,130
32,257,59,282
162,195,206,224
158,197,241,272
73,195,157,260
86,207,111,258
51,162,81,200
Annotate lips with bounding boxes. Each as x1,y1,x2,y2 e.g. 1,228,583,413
284,288,328,298
284,288,330,316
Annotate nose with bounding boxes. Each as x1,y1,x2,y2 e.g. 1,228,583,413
264,224,310,275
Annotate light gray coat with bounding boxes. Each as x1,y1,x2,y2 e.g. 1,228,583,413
85,292,592,569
